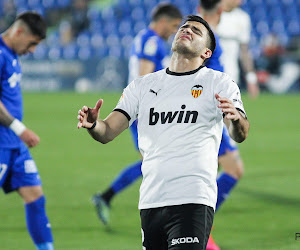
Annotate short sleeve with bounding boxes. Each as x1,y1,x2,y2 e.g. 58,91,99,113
215,73,247,118
139,36,160,63
114,79,140,126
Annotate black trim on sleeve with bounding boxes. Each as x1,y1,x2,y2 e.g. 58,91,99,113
222,108,247,119
113,108,131,121
166,65,204,76
236,108,247,119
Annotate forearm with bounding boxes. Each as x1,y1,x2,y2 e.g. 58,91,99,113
240,44,255,73
87,113,129,144
0,101,15,126
228,115,249,143
87,120,115,144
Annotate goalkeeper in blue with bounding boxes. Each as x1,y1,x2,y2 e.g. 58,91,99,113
0,12,54,250
91,3,182,225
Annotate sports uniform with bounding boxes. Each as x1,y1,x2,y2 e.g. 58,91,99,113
0,36,41,191
114,65,246,248
0,34,53,249
217,7,251,84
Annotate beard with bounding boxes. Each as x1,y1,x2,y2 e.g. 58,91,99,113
172,40,201,58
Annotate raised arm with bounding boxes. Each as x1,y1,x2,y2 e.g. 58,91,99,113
77,99,129,144
215,93,249,143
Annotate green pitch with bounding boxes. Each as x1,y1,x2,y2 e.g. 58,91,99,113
0,92,299,249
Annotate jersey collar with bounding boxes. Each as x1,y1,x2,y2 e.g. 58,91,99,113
166,65,204,76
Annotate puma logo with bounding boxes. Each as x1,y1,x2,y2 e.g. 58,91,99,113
149,89,161,96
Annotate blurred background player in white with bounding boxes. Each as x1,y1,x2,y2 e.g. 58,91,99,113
217,0,260,98
198,0,246,249
91,3,182,225
0,12,54,250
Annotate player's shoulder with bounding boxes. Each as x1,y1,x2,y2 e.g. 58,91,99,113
202,67,234,85
233,7,250,20
134,68,165,86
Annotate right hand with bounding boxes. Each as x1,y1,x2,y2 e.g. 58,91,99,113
77,99,103,129
20,129,40,148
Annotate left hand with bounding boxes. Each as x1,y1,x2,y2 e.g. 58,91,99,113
215,93,240,121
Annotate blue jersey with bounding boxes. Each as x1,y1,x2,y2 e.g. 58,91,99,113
0,36,23,148
128,28,169,84
205,34,224,72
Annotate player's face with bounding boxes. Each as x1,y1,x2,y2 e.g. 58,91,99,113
162,18,182,40
13,29,41,55
171,21,209,57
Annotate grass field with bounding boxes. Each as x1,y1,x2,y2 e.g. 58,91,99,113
0,92,299,250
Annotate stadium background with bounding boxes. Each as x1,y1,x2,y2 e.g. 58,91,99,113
0,0,299,92
0,0,300,249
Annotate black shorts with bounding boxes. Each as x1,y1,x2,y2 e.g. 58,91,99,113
140,203,214,250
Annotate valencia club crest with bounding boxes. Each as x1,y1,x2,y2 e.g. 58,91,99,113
191,85,203,98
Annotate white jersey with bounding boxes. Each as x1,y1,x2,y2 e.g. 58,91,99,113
217,8,251,83
114,66,246,210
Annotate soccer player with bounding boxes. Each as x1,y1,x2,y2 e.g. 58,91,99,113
78,15,249,249
198,1,246,249
217,0,260,98
91,3,182,225
0,12,54,250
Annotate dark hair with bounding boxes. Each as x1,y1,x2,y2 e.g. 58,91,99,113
200,0,221,11
184,15,216,53
151,3,182,22
16,11,47,39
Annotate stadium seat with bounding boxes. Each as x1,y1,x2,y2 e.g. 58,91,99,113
76,32,91,48
48,46,62,60
33,43,48,60
62,43,78,60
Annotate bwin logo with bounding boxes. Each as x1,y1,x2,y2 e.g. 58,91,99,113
149,105,198,125
171,237,200,246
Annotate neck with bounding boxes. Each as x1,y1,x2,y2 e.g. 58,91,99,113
169,53,204,73
1,31,13,49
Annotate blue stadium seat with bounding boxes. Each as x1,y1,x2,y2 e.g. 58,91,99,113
27,0,41,8
106,34,121,47
255,21,270,36
33,43,48,59
271,20,286,34
131,7,145,22
55,0,70,8
134,21,146,34
62,43,78,60
91,33,105,49
287,20,300,35
108,46,123,58
78,46,92,60
118,20,133,36
41,0,55,9
76,32,91,48
48,46,62,60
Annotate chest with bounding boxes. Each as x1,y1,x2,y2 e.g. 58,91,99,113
138,76,218,126
1,55,22,89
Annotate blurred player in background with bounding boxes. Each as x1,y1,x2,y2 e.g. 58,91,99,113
0,12,54,250
217,0,260,98
198,0,246,249
91,3,182,225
